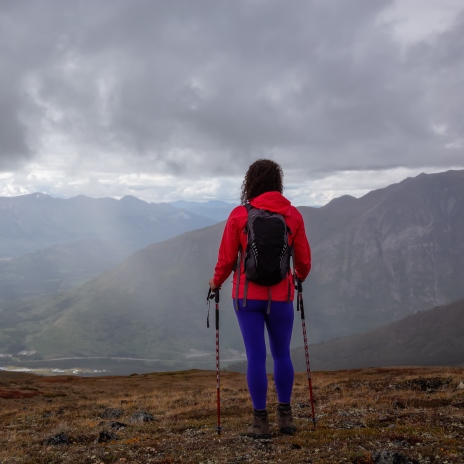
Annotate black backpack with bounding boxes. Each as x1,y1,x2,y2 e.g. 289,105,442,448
236,204,293,311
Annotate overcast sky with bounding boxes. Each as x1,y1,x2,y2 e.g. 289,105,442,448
1,0,463,206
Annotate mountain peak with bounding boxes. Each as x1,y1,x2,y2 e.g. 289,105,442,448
24,192,52,200
120,195,147,204
325,194,357,207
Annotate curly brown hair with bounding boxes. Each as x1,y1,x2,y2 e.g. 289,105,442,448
240,159,284,205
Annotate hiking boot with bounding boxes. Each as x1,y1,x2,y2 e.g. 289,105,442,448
247,409,271,439
277,403,296,434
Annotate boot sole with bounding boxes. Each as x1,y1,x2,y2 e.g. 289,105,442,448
243,432,272,440
280,426,296,435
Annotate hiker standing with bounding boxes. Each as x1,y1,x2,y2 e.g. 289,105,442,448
209,159,311,438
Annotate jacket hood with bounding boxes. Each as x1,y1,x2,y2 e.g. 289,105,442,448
249,191,292,215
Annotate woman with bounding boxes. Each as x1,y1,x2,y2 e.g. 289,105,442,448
209,159,311,437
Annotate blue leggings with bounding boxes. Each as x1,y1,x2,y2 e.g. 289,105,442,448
235,299,294,410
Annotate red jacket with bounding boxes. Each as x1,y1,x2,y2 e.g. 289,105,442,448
213,191,311,301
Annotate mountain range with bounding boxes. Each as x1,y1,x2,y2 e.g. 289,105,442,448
0,170,463,370
0,194,218,302
0,193,217,258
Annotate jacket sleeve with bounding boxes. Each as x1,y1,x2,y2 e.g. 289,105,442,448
213,209,242,287
292,214,311,282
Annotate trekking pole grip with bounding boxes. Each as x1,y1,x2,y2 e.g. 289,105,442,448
206,287,219,328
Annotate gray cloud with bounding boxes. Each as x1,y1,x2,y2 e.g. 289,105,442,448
0,0,463,180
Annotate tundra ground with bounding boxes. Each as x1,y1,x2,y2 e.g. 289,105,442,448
1,367,463,463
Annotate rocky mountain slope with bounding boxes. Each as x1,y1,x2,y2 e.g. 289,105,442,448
299,169,464,338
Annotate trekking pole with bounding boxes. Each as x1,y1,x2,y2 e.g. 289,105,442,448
207,287,222,435
296,277,316,427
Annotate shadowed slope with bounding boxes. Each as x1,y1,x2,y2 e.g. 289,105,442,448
294,297,464,371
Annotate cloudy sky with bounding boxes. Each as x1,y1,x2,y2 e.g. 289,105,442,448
1,0,463,206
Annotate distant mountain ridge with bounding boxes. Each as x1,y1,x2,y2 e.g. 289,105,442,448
0,170,463,368
169,200,236,221
0,193,216,258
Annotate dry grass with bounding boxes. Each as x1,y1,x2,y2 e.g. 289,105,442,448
0,367,463,463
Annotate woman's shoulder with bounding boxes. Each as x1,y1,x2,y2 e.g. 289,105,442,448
229,204,247,218
287,205,304,221
225,205,248,227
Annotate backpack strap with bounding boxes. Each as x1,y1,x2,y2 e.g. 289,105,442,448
234,248,242,311
238,204,253,309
